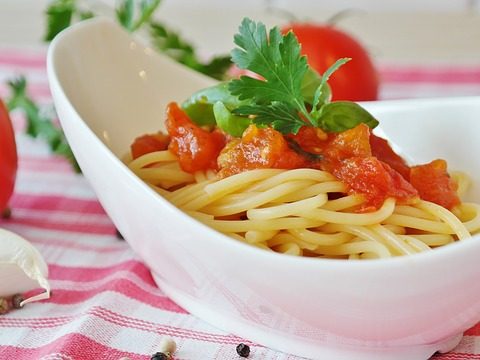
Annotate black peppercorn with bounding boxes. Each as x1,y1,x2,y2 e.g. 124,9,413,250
150,352,169,360
12,294,24,309
236,343,250,358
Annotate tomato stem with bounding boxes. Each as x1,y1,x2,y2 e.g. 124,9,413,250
325,8,366,26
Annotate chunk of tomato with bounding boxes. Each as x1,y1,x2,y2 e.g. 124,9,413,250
166,102,225,173
218,125,308,177
409,159,460,209
369,133,410,180
333,156,418,210
130,132,170,159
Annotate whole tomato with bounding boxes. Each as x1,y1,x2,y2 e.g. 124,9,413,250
282,23,379,101
0,99,17,213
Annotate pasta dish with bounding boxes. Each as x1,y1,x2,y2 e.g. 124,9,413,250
124,18,480,260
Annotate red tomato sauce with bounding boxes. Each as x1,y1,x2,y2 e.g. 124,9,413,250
410,159,460,209
165,102,226,173
132,103,460,211
131,132,170,159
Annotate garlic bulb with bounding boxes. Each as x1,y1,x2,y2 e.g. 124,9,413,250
0,228,50,306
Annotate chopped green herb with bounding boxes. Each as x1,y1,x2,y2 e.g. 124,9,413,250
6,77,80,173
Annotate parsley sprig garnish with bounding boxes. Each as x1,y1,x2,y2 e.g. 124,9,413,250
226,18,378,135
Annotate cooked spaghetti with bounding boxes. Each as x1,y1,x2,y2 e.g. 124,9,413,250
125,146,480,259
125,18,480,259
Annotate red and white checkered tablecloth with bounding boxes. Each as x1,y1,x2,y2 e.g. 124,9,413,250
1,48,480,360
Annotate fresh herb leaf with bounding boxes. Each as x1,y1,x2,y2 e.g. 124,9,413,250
6,77,80,173
182,83,246,126
149,21,232,80
229,19,309,112
234,102,306,135
301,67,329,105
78,10,94,21
43,1,231,80
227,18,378,135
213,101,251,137
228,18,314,133
116,0,162,32
116,0,135,30
199,55,233,81
317,101,379,132
44,0,76,41
311,58,350,113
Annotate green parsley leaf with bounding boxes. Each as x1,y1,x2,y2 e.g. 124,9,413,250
234,102,306,134
229,19,309,116
317,101,379,132
226,18,378,135
44,0,76,41
6,77,80,173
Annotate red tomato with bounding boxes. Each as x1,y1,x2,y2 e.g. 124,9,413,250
282,23,379,101
0,99,18,213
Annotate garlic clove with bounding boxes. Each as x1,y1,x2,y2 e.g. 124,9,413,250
0,228,50,306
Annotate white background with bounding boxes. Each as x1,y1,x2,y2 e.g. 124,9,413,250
1,0,480,64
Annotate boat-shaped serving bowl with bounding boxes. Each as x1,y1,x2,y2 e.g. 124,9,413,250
47,18,480,360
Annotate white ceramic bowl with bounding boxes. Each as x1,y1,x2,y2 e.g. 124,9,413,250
47,18,480,360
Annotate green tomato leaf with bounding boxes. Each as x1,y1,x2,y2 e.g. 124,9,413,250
213,101,251,137
318,101,379,132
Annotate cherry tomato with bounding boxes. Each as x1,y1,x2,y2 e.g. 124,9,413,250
282,23,379,101
0,99,18,213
